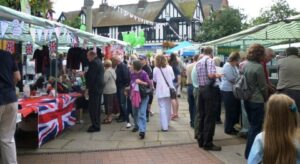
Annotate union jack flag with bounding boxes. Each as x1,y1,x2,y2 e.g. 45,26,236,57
37,94,76,147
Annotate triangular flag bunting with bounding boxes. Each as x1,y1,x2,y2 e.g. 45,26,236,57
30,28,36,42
54,27,61,38
37,29,43,41
0,21,9,38
44,29,49,41
48,28,54,40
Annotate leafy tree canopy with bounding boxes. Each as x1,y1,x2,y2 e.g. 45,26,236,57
0,0,54,17
249,0,298,26
196,7,245,42
63,17,81,29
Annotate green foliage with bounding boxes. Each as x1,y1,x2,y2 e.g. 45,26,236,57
196,7,245,42
0,0,53,17
249,0,298,26
0,0,20,10
62,17,81,29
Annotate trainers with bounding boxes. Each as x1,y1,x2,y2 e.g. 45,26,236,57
132,127,138,132
126,122,132,128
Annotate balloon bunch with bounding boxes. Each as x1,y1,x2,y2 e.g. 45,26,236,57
122,31,146,47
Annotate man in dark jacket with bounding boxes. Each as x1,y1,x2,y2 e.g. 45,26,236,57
112,56,131,127
86,50,104,132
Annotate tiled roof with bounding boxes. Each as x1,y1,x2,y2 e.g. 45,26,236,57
201,0,224,11
60,0,225,27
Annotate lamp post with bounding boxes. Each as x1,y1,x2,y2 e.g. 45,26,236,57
84,0,94,33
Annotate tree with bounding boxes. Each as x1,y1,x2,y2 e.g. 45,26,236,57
63,17,81,29
196,7,245,42
0,0,54,17
249,0,298,26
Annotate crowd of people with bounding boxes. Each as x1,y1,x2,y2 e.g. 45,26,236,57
1,44,300,164
186,45,300,163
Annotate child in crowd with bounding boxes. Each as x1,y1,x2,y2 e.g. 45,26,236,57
248,94,300,164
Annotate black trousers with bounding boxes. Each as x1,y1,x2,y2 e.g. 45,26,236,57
278,89,300,110
197,86,218,147
222,91,241,134
88,92,102,129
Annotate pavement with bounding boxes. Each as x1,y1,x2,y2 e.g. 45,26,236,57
16,91,247,164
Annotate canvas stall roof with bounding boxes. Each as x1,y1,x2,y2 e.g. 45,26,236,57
201,14,300,48
0,6,127,46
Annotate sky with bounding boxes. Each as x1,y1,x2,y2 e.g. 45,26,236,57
52,0,300,21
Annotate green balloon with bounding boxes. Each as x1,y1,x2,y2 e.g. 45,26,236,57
80,24,86,31
139,31,145,37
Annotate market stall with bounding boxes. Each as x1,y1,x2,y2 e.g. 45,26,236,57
0,5,127,147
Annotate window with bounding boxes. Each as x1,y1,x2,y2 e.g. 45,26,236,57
81,14,86,25
60,16,65,22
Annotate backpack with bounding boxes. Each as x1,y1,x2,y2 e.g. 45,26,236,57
232,73,252,100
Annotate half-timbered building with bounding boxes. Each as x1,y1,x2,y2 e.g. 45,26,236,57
58,0,228,43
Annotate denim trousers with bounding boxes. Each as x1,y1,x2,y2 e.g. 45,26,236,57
117,87,130,122
132,96,149,133
244,101,264,159
221,91,241,134
187,85,195,127
240,100,250,133
193,87,200,139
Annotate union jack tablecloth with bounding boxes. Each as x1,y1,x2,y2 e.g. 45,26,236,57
19,93,80,147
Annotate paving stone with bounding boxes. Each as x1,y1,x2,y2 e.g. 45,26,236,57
117,141,145,149
40,139,70,149
63,140,119,151
158,131,193,142
144,141,161,147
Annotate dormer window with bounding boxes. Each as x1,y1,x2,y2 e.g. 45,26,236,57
60,16,65,22
81,14,86,25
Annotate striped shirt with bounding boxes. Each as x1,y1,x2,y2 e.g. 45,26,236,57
196,55,216,86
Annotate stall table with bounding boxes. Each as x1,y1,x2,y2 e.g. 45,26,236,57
18,93,81,147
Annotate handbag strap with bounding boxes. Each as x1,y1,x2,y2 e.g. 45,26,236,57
159,68,171,88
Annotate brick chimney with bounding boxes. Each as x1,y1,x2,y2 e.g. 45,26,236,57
138,0,148,9
99,0,108,12
221,0,229,7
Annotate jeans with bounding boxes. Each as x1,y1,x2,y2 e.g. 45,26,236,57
117,87,130,122
244,101,264,159
193,87,199,139
221,91,241,134
216,88,222,122
132,96,149,133
240,100,249,133
196,86,218,147
187,85,195,127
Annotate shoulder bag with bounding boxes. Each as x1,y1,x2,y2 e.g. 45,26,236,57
159,68,177,99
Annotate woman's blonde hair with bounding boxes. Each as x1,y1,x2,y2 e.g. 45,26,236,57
104,59,112,67
155,55,167,68
263,94,299,164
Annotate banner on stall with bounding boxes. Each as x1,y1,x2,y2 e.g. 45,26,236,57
26,43,33,55
217,46,241,56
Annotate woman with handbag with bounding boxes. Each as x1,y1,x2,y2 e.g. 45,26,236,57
129,60,151,139
153,55,175,132
102,60,117,124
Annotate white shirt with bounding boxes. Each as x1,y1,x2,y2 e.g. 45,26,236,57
153,65,175,99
